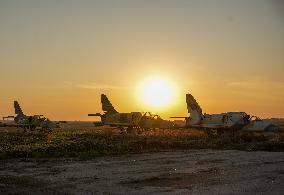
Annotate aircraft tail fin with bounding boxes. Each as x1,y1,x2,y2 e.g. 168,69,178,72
186,94,203,125
14,101,24,116
101,94,118,114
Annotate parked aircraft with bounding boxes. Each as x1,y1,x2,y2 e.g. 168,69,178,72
88,94,173,131
172,94,278,132
2,101,58,131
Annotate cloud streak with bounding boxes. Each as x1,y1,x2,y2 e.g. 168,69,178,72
64,81,126,90
76,83,124,89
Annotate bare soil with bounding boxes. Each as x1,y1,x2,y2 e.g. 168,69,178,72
1,150,284,194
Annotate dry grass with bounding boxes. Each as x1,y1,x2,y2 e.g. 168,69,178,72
0,124,283,159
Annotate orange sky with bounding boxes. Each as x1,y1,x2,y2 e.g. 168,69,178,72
0,1,283,121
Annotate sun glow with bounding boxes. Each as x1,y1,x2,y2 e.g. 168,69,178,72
137,76,175,108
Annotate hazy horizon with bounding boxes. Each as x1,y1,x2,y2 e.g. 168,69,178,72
1,0,283,121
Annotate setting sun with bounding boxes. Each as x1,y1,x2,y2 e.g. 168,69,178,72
137,77,175,108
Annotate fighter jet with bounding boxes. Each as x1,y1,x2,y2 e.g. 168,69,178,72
172,94,278,132
3,101,58,131
88,94,173,131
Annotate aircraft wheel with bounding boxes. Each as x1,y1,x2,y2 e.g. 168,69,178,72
126,127,136,134
265,125,278,132
119,126,125,134
217,129,224,136
206,129,216,138
136,127,143,134
240,132,254,142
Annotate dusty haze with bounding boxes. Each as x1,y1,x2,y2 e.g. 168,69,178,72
0,0,283,120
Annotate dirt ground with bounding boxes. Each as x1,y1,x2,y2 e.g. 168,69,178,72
1,150,284,195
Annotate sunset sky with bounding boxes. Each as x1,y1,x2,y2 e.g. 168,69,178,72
0,0,283,121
